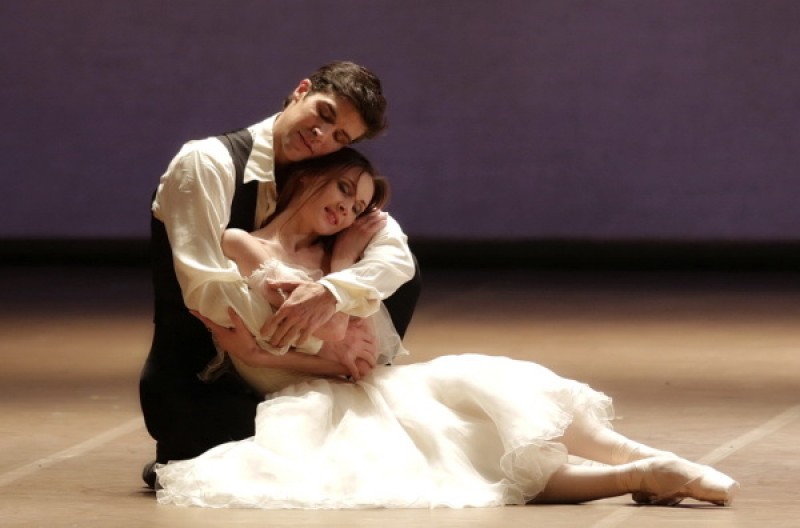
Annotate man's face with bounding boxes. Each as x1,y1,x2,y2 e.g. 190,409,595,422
273,80,367,165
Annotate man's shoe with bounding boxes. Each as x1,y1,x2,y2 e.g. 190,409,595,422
142,460,158,490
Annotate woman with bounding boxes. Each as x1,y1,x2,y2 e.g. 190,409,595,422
156,148,739,509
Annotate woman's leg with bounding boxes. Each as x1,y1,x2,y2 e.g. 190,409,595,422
558,414,676,465
532,457,739,506
531,463,631,503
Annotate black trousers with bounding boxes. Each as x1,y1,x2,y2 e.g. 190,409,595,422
139,258,422,463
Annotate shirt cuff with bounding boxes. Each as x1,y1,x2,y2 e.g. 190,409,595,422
318,278,345,311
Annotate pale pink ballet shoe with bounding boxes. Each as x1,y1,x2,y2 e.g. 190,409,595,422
632,456,739,507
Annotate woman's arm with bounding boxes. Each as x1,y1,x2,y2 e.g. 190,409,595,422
329,210,389,272
194,308,352,377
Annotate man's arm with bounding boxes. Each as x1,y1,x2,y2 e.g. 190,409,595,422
321,213,415,315
262,213,414,348
153,139,270,335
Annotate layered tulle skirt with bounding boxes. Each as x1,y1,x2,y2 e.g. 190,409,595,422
156,353,613,509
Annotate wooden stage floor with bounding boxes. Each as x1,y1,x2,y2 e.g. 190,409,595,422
0,265,798,527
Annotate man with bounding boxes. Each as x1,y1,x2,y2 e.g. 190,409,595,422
140,61,420,488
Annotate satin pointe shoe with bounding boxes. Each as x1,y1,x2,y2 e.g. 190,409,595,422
631,456,739,506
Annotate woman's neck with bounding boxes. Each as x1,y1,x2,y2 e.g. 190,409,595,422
253,209,327,271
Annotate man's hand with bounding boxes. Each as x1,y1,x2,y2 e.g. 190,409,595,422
192,308,268,367
260,280,337,349
317,318,378,380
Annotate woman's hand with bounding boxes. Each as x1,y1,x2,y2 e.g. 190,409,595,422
330,210,387,272
317,318,378,381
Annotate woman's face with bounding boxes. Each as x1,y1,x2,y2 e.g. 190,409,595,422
303,167,375,236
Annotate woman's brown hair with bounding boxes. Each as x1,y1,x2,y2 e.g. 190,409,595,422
271,147,390,230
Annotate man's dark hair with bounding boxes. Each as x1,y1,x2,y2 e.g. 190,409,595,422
285,61,388,141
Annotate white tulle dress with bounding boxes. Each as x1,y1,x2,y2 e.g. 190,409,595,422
155,261,614,509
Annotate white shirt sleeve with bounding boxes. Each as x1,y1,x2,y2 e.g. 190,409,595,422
318,214,415,318
151,138,271,337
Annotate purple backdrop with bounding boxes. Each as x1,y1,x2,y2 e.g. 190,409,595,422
2,0,798,241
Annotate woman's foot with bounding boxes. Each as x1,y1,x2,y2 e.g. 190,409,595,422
624,456,739,506
611,441,677,465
